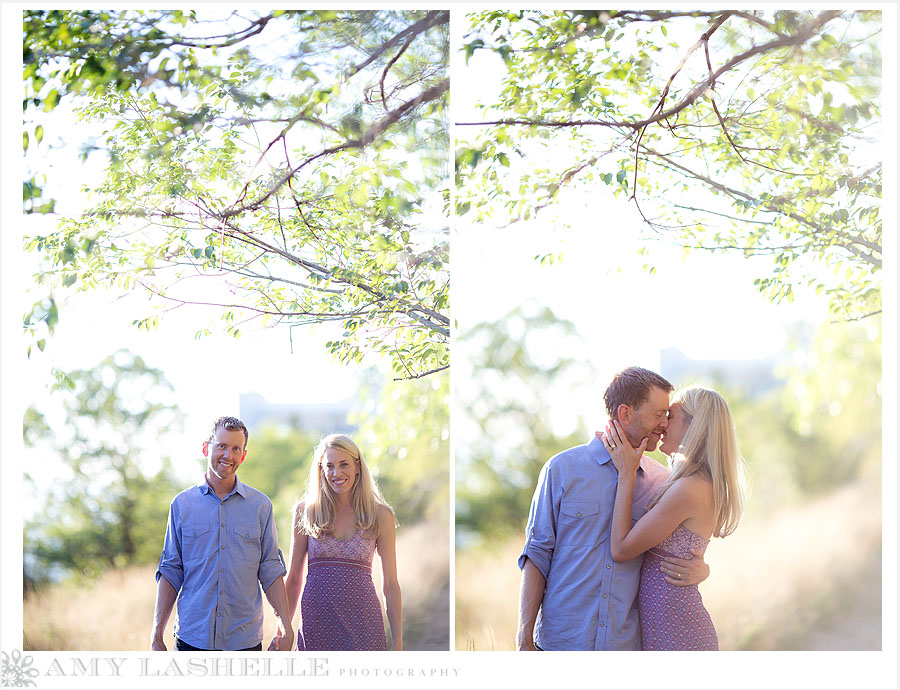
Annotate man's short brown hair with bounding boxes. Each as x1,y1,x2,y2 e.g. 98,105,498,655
603,367,673,418
208,416,249,448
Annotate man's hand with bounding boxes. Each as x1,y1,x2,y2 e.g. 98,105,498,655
276,629,294,651
660,546,710,586
516,631,538,651
150,636,167,652
268,622,294,651
516,558,545,651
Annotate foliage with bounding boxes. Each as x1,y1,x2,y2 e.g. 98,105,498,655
351,369,450,526
458,10,882,321
665,317,881,509
23,350,184,581
770,316,881,492
24,10,449,378
455,305,596,546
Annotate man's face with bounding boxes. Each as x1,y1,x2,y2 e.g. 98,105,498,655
203,427,247,482
622,385,671,452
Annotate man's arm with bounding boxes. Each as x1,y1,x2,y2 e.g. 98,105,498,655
150,577,177,651
516,557,546,651
257,500,293,651
151,500,183,650
516,459,557,650
660,546,710,586
264,578,295,651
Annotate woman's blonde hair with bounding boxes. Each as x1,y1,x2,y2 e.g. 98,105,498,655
647,385,746,538
298,434,392,539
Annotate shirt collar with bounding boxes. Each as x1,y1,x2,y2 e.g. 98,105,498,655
198,476,246,498
587,433,647,474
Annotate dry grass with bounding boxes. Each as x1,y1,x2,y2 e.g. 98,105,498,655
24,565,171,651
455,478,882,651
24,518,449,651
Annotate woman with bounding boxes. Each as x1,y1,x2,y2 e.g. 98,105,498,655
282,434,402,650
602,385,745,650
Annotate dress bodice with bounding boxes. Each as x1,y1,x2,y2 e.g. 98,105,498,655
307,526,377,564
647,523,710,561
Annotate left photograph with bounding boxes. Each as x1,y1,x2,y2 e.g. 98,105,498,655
19,9,449,651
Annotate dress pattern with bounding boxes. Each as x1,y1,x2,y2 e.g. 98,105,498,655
296,527,387,651
639,524,718,650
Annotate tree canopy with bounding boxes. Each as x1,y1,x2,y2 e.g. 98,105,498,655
24,10,449,378
457,10,882,322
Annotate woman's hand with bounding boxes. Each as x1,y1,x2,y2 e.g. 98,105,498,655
599,420,645,475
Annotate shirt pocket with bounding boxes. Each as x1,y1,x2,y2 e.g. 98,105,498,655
232,523,262,563
556,500,606,547
182,522,212,564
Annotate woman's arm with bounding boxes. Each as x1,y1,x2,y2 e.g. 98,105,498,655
605,421,697,563
611,477,697,562
376,504,403,650
284,502,309,623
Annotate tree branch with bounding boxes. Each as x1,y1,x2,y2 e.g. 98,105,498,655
458,11,843,131
347,10,447,77
221,78,448,218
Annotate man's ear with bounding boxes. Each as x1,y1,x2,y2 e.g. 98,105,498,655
201,440,209,456
616,404,632,425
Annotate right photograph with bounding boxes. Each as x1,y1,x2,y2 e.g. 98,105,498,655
453,10,883,651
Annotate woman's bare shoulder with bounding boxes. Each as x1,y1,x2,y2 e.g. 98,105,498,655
669,474,713,503
375,503,396,523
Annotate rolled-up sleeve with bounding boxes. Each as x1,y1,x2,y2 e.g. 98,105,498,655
257,501,287,591
518,459,558,579
156,499,185,592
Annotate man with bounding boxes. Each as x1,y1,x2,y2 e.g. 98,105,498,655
150,416,294,651
516,366,709,650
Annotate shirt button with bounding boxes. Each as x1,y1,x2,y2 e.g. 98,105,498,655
220,590,224,595
220,523,224,527
217,612,221,617
599,622,604,627
606,563,611,569
576,512,582,517
219,568,224,573
221,546,225,550
602,593,608,599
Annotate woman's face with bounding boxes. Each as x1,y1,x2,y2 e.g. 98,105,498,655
659,402,690,456
322,447,358,494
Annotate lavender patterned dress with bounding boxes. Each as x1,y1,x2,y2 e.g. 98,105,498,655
296,527,387,651
639,524,718,650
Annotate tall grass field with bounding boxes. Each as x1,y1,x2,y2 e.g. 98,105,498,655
24,519,449,651
456,478,882,651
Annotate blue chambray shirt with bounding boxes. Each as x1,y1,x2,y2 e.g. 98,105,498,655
518,434,670,650
155,477,286,650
